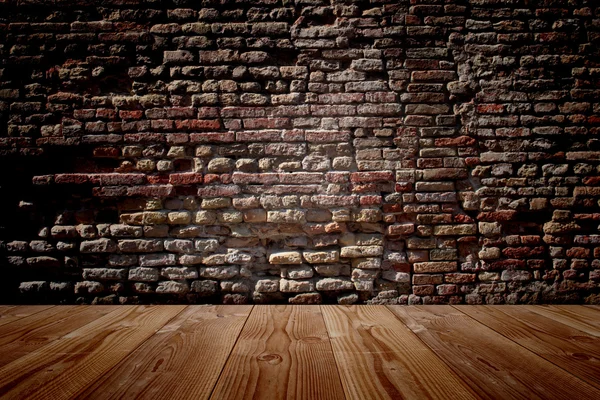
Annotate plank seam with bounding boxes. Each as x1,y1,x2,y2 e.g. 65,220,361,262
207,304,254,400
451,305,600,392
383,305,480,397
319,305,348,400
527,305,600,335
0,305,56,329
74,305,190,398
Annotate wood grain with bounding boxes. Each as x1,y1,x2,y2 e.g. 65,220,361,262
456,305,600,390
0,305,185,400
322,305,476,400
0,305,114,368
210,305,345,400
525,305,600,337
389,305,600,400
0,305,54,328
0,304,598,399
77,305,252,400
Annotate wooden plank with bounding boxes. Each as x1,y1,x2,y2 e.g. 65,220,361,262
0,305,115,368
0,305,185,400
321,305,476,400
389,305,600,400
456,305,600,390
525,305,600,337
0,305,54,327
210,305,345,400
78,305,253,400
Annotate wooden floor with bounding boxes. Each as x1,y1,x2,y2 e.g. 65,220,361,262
0,305,599,399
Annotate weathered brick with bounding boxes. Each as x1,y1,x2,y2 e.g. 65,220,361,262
80,239,117,253
413,262,457,274
269,251,303,265
280,279,315,293
6,1,600,307
433,224,477,236
340,246,384,258
303,250,339,264
316,278,353,291
118,240,164,253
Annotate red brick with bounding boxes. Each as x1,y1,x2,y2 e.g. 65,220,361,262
166,107,196,118
236,130,281,142
74,109,96,120
92,147,120,158
395,182,413,192
93,186,127,197
454,214,474,223
411,70,457,82
147,175,169,184
502,246,544,258
151,119,174,131
203,174,221,184
477,211,518,222
243,118,290,129
305,131,351,143
350,171,394,183
326,172,349,183
190,132,235,143
486,259,527,270
175,119,221,131
221,107,266,118
413,285,435,296
434,136,476,147
476,104,505,114
351,183,394,193
166,133,189,144
169,173,203,185
55,174,89,184
583,176,600,185
279,173,324,184
365,92,397,103
89,174,146,186
197,185,241,197
444,273,476,284
232,172,279,185
197,108,220,118
383,204,403,213
282,130,305,141
437,284,457,295
566,247,590,258
124,133,166,143
360,195,382,205
388,223,415,236
119,110,143,120
96,109,117,120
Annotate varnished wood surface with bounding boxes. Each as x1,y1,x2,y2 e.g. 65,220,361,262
525,305,600,337
0,306,115,368
389,305,600,400
0,305,54,328
458,305,600,390
79,305,252,400
322,305,476,400
211,305,345,400
0,305,186,400
0,305,598,399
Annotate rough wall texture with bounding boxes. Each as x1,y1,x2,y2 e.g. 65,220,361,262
1,0,600,305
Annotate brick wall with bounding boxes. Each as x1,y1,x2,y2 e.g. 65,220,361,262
1,0,599,305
